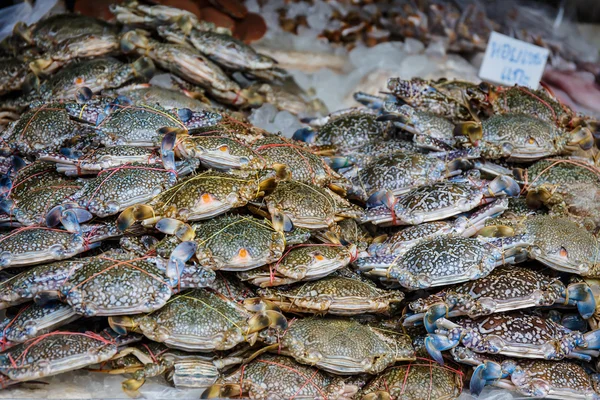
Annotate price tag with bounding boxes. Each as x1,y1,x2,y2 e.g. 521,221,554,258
478,31,549,89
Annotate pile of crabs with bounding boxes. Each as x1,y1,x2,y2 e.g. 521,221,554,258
1,5,600,400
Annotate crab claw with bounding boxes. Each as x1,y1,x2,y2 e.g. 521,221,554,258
425,334,459,365
120,30,148,53
454,121,483,144
477,225,515,237
292,127,316,143
29,58,55,76
156,218,195,240
327,156,353,170
167,241,197,286
75,86,93,103
271,211,293,232
33,290,60,305
583,329,600,350
117,204,155,231
565,282,596,319
361,392,391,400
470,361,503,396
488,175,520,197
46,205,92,232
131,56,155,80
424,303,449,333
568,126,595,151
366,190,395,209
201,384,242,399
10,156,26,173
108,316,137,336
160,128,180,172
265,310,287,330
525,186,553,209
122,377,145,398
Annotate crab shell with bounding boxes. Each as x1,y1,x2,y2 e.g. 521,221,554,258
279,317,415,375
203,354,357,399
357,360,463,400
257,274,403,315
192,215,286,271
426,313,600,363
110,289,285,352
265,180,363,231
0,331,117,383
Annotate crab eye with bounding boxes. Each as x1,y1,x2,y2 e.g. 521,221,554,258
238,248,249,258
313,252,325,261
528,137,536,145
559,247,568,257
200,193,213,203
177,108,193,122
74,76,85,85
218,145,228,152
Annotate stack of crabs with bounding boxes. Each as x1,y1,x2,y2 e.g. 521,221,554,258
1,5,600,400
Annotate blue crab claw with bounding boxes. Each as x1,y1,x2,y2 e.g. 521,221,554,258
34,290,60,305
292,127,316,143
59,148,83,159
131,56,155,80
560,314,588,333
271,211,293,232
11,156,26,173
168,241,197,285
326,156,352,170
366,190,395,209
566,283,596,319
155,218,195,241
176,108,193,123
583,329,600,350
0,199,14,214
425,334,459,365
46,206,92,231
0,177,11,198
488,175,520,197
75,86,93,103
424,303,449,333
470,361,503,396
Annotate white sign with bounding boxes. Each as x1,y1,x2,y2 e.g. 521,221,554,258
479,31,549,89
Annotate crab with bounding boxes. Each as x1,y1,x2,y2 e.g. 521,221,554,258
66,101,222,147
0,302,79,349
343,150,475,203
263,180,363,231
515,158,600,229
356,234,532,290
108,288,287,352
202,354,358,399
34,249,215,317
0,57,33,96
481,214,600,277
45,163,178,226
452,347,600,398
39,146,163,176
0,161,85,227
237,243,358,287
34,57,155,101
387,77,473,121
108,83,210,110
242,82,319,117
382,102,457,151
357,359,464,400
0,331,117,388
110,0,213,29
276,316,415,375
0,102,93,155
117,170,276,230
293,109,390,155
454,113,594,162
361,174,519,226
404,266,597,331
120,30,245,106
0,222,121,269
425,312,600,364
254,270,404,315
157,23,275,72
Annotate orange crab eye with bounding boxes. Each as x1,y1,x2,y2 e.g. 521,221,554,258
218,145,228,152
528,137,536,144
238,248,248,258
314,253,324,261
74,76,85,85
560,247,568,257
201,193,213,203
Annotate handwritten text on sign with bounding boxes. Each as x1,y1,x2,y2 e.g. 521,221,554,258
479,32,549,89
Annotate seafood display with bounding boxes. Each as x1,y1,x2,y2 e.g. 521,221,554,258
1,1,600,400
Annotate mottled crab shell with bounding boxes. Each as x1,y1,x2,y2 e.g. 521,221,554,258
192,214,286,271
176,135,265,171
0,331,117,382
204,354,355,399
257,274,404,315
124,289,259,351
313,112,387,153
406,266,563,322
279,317,415,375
357,360,463,400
